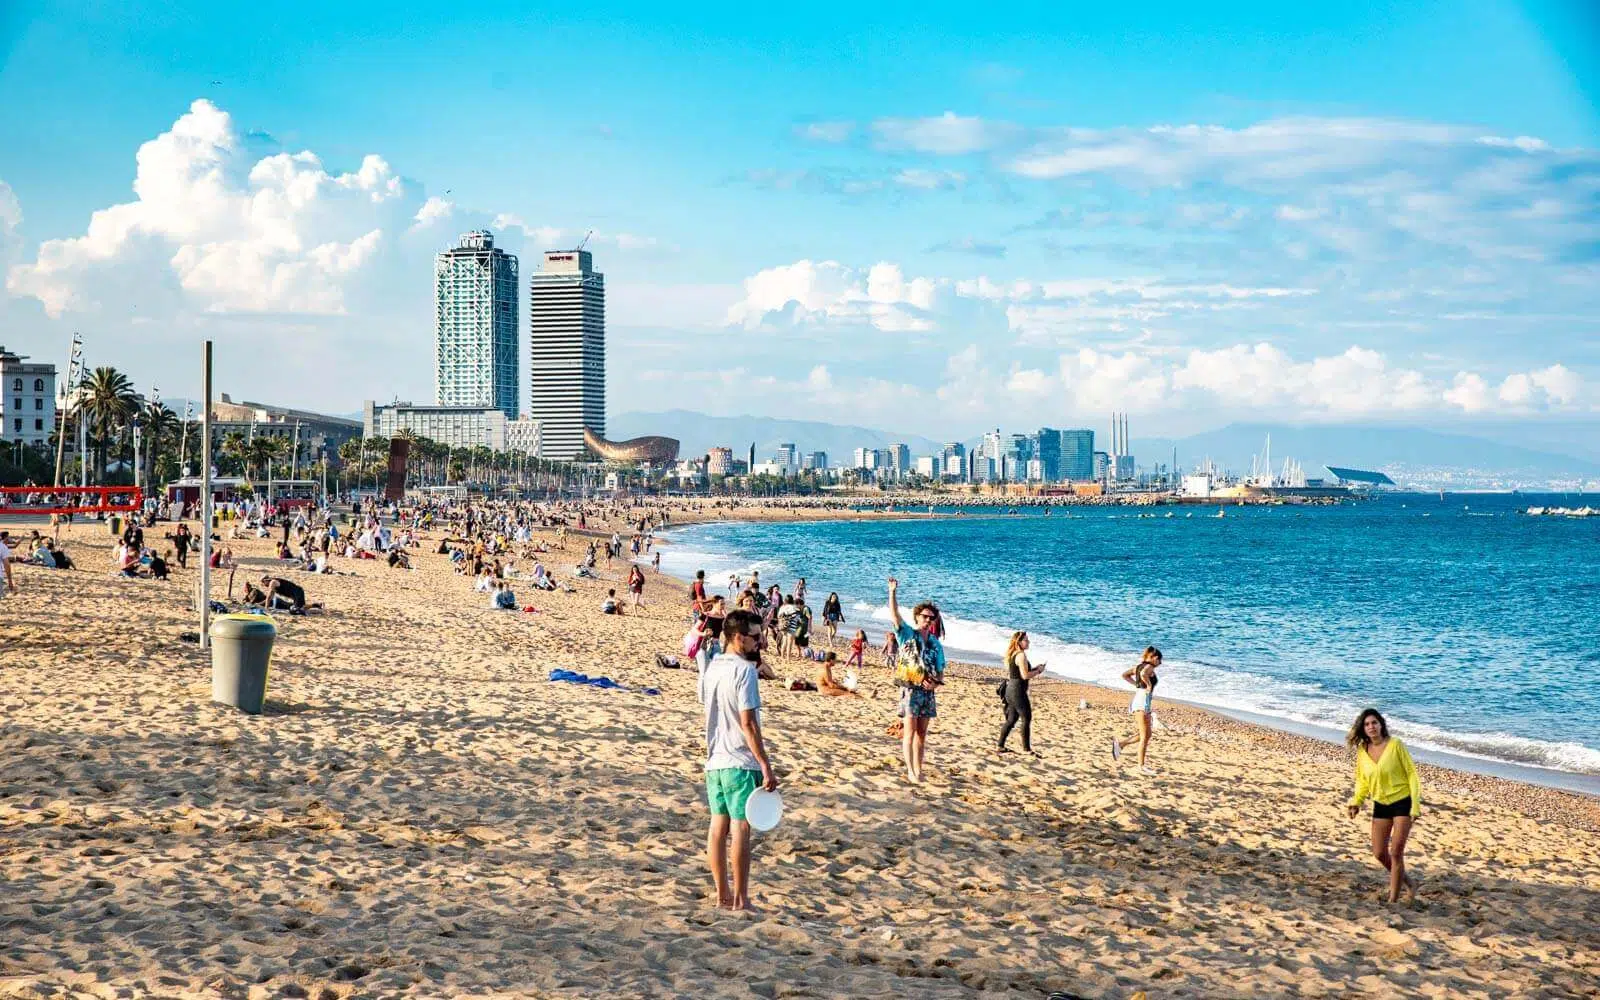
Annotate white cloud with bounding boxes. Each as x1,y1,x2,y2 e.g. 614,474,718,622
412,195,455,226
872,111,1017,155
725,259,943,332
893,168,966,190
7,99,408,316
795,121,854,143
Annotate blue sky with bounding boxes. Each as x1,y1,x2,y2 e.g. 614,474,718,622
1,0,1597,439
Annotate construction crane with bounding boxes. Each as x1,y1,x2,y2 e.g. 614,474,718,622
574,230,593,252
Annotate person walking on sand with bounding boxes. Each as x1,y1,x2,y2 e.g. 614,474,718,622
1346,708,1420,904
821,592,844,646
887,576,944,785
1111,646,1163,774
998,631,1046,756
628,564,647,609
699,609,778,912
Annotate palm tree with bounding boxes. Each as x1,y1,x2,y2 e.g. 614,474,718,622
141,401,179,490
221,431,249,478
80,366,138,484
245,435,287,480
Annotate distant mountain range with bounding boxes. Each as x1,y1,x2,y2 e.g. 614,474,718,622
609,410,942,462
1133,423,1600,481
613,411,1600,482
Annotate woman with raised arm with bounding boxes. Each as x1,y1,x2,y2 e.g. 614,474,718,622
1346,708,1420,904
887,576,945,785
1111,646,1163,774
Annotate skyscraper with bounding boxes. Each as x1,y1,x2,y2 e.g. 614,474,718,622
1059,429,1095,481
528,248,605,461
435,231,519,417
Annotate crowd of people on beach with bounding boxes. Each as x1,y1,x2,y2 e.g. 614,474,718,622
2,490,1424,915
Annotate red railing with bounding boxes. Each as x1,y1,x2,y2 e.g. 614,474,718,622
0,486,145,515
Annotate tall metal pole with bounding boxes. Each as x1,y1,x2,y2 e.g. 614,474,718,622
51,333,82,491
199,341,214,649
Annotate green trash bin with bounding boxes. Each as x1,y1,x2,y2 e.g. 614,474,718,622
210,613,277,714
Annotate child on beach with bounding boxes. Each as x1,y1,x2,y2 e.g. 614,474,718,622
847,629,866,670
880,629,899,667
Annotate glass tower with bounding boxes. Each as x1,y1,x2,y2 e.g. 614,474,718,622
435,231,519,418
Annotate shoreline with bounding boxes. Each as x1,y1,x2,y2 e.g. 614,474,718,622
653,513,1600,799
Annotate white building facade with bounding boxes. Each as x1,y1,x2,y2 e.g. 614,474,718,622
528,249,606,461
364,400,509,451
0,346,57,448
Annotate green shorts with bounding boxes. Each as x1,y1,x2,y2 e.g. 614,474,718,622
705,767,761,820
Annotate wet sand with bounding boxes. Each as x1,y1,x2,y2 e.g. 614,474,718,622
1,513,1597,999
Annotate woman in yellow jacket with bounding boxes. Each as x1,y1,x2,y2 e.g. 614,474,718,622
1346,708,1420,903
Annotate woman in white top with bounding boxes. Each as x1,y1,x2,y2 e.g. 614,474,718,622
1112,646,1163,775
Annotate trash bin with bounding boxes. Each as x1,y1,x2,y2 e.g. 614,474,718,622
210,613,277,714
109,514,123,537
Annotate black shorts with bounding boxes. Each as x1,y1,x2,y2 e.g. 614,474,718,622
1372,797,1412,820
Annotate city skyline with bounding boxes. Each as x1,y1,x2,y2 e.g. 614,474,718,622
0,3,1597,443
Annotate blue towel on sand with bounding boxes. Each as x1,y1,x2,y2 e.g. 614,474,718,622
548,669,659,696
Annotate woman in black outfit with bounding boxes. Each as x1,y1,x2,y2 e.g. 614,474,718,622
998,631,1046,755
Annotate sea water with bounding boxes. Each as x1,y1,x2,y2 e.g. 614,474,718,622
659,492,1600,777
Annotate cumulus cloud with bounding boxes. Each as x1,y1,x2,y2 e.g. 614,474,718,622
412,195,455,227
726,259,943,332
1040,344,1589,419
7,100,412,316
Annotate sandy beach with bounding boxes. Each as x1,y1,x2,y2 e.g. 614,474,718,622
2,510,1598,999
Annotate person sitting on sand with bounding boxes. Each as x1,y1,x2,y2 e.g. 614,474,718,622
1112,647,1163,775
210,546,236,570
148,550,171,581
274,539,293,560
115,540,144,578
1346,708,1420,905
817,651,858,697
387,548,411,570
30,538,57,569
474,568,495,593
490,580,517,610
600,589,625,615
699,609,778,912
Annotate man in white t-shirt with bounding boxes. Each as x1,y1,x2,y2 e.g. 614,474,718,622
0,531,16,595
699,608,777,911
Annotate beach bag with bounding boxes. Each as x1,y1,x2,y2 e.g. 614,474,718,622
682,626,702,659
893,634,926,687
996,679,1008,701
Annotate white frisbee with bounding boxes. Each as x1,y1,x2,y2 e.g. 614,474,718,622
744,788,783,832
